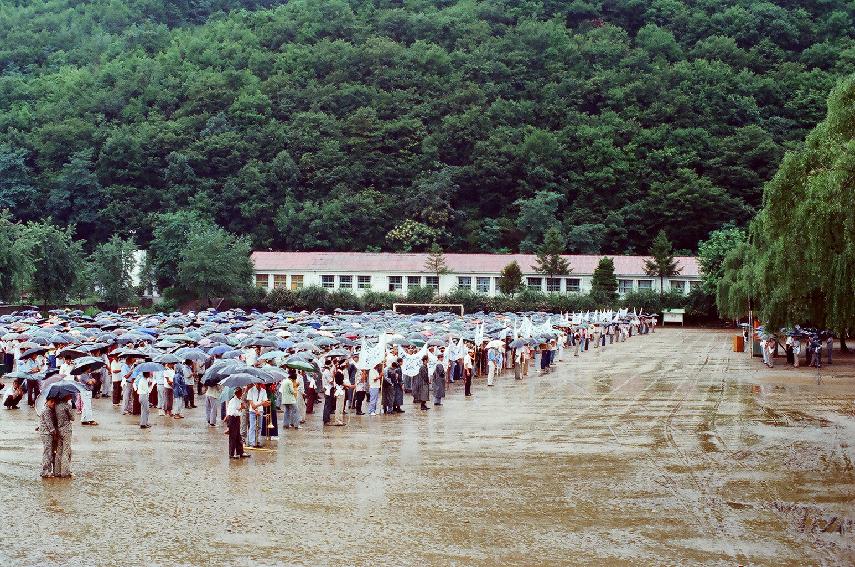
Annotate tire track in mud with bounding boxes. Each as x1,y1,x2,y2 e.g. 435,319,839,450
599,333,746,562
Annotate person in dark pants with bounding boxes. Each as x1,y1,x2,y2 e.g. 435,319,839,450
393,358,405,412
227,388,249,459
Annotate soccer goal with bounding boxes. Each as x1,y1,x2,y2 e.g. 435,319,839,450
392,303,465,315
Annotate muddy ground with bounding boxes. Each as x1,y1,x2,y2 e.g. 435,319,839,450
1,328,853,566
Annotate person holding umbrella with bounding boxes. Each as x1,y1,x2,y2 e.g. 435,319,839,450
135,371,153,429
38,393,75,478
226,387,250,459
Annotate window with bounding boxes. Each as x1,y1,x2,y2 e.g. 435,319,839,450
338,275,353,289
457,276,472,289
425,276,439,289
637,279,653,290
357,275,372,289
527,277,542,291
566,278,581,293
546,278,561,293
407,275,421,289
321,275,335,289
273,275,287,289
670,280,685,294
290,275,304,290
618,279,633,294
476,277,491,293
689,280,701,291
388,276,402,292
254,273,269,288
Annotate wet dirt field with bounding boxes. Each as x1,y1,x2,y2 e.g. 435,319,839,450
1,328,853,566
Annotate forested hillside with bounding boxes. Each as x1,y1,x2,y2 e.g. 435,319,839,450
1,0,853,254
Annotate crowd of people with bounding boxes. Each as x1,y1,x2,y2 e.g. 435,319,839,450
751,326,837,369
0,307,658,474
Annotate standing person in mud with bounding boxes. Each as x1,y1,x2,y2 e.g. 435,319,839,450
432,353,446,406
55,395,75,477
412,356,430,411
226,387,249,459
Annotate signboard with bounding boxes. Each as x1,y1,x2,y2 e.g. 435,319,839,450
662,308,685,325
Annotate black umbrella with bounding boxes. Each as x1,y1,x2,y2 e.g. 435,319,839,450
220,373,259,388
57,348,88,360
71,356,106,375
21,346,51,359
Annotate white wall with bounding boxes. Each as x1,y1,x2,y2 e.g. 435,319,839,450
254,269,701,297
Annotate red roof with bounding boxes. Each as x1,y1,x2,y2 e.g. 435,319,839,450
251,252,700,277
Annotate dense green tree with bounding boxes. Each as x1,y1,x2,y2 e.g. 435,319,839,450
149,210,213,290
719,76,855,342
176,225,254,304
20,222,85,304
644,230,682,295
0,211,32,302
534,227,570,279
1,0,854,254
498,261,523,296
590,257,619,303
697,227,747,295
88,235,138,306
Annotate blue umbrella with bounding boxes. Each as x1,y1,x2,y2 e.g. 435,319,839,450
134,362,165,373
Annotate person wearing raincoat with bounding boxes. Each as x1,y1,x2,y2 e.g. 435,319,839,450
411,356,430,410
48,396,74,478
432,353,446,406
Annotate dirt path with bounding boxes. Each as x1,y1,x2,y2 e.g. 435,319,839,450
1,328,853,566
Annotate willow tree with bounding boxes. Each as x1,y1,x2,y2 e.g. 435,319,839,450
723,76,855,347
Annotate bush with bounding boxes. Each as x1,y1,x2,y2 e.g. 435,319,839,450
439,288,489,313
405,286,436,303
294,286,329,311
232,285,267,310
265,287,296,311
360,290,397,311
328,289,360,311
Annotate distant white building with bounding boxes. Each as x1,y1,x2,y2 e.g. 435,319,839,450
251,252,702,297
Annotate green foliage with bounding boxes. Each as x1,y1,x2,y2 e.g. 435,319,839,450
534,226,570,277
386,220,439,252
590,257,618,304
0,210,32,302
405,286,436,304
424,243,450,277
644,229,682,294
719,75,855,332
4,1,851,253
87,235,138,306
498,261,523,296
176,224,254,302
697,226,747,295
20,221,85,304
264,287,297,311
149,211,211,290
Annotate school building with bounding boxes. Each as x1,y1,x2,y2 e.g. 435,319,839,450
251,252,702,297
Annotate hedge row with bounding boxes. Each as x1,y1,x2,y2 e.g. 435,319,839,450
250,286,717,321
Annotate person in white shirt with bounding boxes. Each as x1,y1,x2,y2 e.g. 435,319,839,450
163,365,175,417
226,388,249,459
204,383,222,427
367,363,382,416
110,355,123,405
245,384,268,448
135,372,153,429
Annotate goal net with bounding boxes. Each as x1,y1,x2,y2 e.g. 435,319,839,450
392,303,465,316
